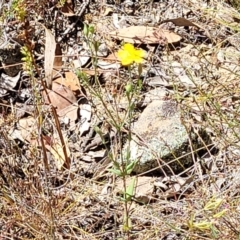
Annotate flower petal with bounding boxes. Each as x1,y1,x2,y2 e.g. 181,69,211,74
134,55,144,63
117,43,145,66
123,43,135,52
136,49,146,58
117,49,131,63
121,58,134,65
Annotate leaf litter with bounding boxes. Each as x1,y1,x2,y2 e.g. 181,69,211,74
1,0,240,239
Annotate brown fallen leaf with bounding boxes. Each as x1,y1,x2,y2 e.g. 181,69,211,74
42,82,77,112
54,71,81,92
110,26,181,44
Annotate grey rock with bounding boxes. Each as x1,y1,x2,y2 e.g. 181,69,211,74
124,100,209,174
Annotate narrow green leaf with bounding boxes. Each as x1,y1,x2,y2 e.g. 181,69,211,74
125,177,136,201
83,23,89,37
108,168,122,176
126,161,136,175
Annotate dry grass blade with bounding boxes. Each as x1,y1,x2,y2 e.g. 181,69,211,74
2,0,240,239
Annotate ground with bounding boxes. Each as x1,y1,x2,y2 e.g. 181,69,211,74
0,0,240,239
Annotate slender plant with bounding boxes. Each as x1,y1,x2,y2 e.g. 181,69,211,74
78,25,146,238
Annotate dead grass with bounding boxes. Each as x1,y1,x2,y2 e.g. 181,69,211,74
1,0,240,239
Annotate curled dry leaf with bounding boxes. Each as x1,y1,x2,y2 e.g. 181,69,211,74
110,26,181,44
44,27,56,89
42,82,77,112
161,17,201,28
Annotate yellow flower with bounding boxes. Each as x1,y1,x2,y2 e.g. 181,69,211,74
117,43,145,66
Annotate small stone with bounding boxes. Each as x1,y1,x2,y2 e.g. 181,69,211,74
96,43,108,57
